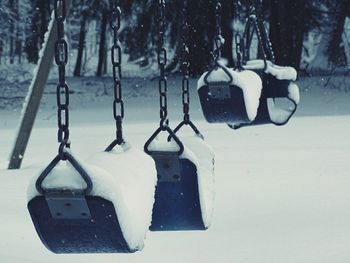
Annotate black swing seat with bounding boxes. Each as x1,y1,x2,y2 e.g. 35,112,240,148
230,60,300,129
148,151,206,231
144,126,206,231
27,153,135,254
197,64,262,124
28,193,132,254
197,61,299,129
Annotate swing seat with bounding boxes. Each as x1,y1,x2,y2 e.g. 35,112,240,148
149,151,205,231
27,149,157,254
197,64,263,125
198,82,250,124
145,132,215,231
230,60,300,129
28,193,131,253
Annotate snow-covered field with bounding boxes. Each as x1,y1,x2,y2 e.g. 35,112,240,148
1,76,350,262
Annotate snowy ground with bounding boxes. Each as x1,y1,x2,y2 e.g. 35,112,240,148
1,76,350,262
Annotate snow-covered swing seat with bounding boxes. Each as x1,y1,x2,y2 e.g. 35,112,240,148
197,0,300,129
27,0,157,254
144,129,214,231
197,60,300,129
143,0,215,231
27,147,156,253
197,62,263,125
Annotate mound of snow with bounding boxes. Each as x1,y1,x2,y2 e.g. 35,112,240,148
244,60,298,81
288,82,300,104
148,136,215,228
197,66,263,121
180,135,215,228
27,146,157,251
243,60,300,124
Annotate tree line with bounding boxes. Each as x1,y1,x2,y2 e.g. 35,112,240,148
0,0,350,76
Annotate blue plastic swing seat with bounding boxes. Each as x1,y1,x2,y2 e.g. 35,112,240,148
149,152,206,231
198,66,298,129
231,70,298,129
28,193,134,254
198,82,250,124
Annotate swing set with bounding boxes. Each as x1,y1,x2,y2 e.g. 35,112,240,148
23,0,300,254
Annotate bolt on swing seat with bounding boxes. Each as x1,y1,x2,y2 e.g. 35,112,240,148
144,126,210,231
27,151,138,253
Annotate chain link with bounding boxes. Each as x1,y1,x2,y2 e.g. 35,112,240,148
242,0,275,64
252,0,275,62
235,33,243,69
212,1,223,64
158,0,168,127
181,22,190,123
110,1,125,145
54,0,70,159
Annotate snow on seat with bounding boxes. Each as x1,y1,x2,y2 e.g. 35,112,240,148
179,135,215,228
243,59,300,104
147,137,214,229
197,65,263,124
27,147,157,253
86,145,157,250
226,59,301,129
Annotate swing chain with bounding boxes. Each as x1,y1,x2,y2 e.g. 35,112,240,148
212,1,223,64
181,22,190,123
242,0,275,64
235,33,243,69
54,0,70,159
158,0,168,128
110,1,124,145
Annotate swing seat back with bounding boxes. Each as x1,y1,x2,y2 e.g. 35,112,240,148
198,82,251,124
149,151,205,231
231,71,298,129
28,192,134,254
28,153,135,254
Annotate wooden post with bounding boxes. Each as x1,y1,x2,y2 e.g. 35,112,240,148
8,0,72,169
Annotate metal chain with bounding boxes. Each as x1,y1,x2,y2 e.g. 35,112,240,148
212,1,223,64
54,0,70,159
110,1,124,145
243,0,275,63
235,33,243,69
234,0,244,69
252,0,275,62
158,0,168,128
181,21,190,123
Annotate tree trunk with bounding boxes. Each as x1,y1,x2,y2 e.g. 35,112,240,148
327,0,348,65
0,40,3,64
97,11,108,77
343,17,350,66
269,0,306,70
221,0,234,67
9,0,15,64
187,0,214,76
15,0,21,64
74,15,87,77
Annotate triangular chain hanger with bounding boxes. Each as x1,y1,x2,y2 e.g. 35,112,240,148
204,1,234,86
144,0,184,156
172,2,203,139
106,1,126,152
35,153,93,195
35,0,93,195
